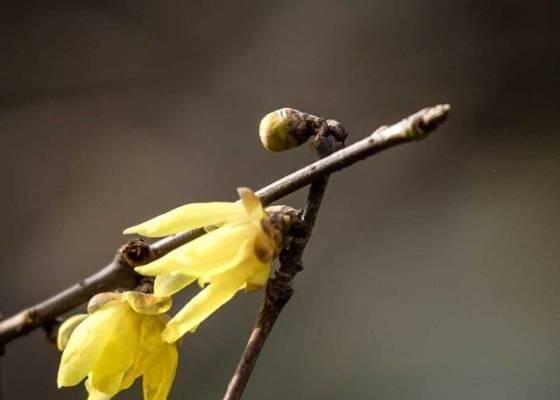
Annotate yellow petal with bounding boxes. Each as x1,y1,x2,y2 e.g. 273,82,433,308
237,187,265,220
143,344,178,400
122,292,172,315
135,222,256,277
119,316,166,391
123,202,246,237
57,303,127,387
154,273,196,297
134,252,180,276
85,377,113,400
140,316,168,356
90,371,125,398
245,261,272,291
253,229,278,263
119,365,144,393
197,240,260,287
57,314,88,351
87,292,122,314
90,308,140,395
162,277,245,343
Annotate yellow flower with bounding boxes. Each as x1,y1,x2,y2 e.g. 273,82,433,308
57,292,178,400
123,188,281,343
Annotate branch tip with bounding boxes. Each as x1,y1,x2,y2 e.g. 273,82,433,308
414,103,451,138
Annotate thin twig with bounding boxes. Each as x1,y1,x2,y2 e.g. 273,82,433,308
222,118,345,400
222,104,450,399
0,104,450,347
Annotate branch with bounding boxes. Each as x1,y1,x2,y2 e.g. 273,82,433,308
0,104,449,347
0,241,150,345
222,104,450,399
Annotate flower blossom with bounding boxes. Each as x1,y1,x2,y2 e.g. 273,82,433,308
57,291,178,400
123,188,282,343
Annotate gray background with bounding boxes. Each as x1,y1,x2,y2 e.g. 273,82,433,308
1,1,560,399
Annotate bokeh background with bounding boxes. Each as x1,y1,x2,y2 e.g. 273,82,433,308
2,1,560,399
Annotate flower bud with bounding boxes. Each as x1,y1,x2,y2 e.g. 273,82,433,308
259,108,323,152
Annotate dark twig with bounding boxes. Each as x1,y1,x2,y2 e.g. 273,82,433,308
0,104,450,347
222,117,348,400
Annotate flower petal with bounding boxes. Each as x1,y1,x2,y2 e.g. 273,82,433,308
89,371,125,398
119,316,167,391
154,273,196,297
237,187,265,219
253,229,278,262
245,261,272,291
57,304,127,387
162,277,245,343
57,314,88,351
87,292,122,314
135,222,256,277
143,343,178,400
123,202,246,237
90,308,140,395
85,377,113,400
122,292,172,315
196,239,258,286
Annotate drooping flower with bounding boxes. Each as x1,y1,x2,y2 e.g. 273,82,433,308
57,291,178,400
123,188,283,343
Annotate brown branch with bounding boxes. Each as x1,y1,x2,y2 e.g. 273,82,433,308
222,104,450,400
0,104,450,348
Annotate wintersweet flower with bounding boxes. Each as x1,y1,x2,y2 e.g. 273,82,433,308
57,291,178,400
123,188,283,343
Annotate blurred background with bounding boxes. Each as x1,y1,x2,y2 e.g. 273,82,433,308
1,0,560,399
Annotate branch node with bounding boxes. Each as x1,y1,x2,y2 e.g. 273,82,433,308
310,119,348,157
23,309,38,329
119,239,154,267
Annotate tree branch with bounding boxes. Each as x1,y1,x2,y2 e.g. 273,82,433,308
221,104,450,399
0,104,449,347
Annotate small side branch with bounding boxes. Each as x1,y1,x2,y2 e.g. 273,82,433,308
0,104,449,347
